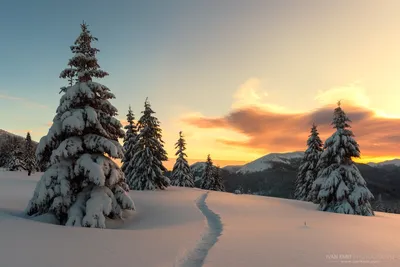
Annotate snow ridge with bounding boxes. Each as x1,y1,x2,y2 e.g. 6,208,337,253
237,151,304,174
176,192,223,267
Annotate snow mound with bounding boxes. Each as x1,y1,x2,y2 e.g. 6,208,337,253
237,151,304,174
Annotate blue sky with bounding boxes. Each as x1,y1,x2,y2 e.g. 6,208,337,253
1,1,400,164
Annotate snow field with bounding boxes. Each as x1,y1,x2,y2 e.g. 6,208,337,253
2,171,400,267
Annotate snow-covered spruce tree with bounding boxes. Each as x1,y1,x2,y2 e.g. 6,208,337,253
374,194,385,212
171,131,195,187
4,135,25,171
294,124,323,202
25,132,36,176
200,154,214,190
121,106,138,177
128,98,170,190
311,102,374,216
25,22,135,228
209,166,225,191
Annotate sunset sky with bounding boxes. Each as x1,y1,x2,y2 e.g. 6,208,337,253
1,1,400,168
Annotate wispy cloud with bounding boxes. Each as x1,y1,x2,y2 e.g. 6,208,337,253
0,93,48,109
231,78,300,113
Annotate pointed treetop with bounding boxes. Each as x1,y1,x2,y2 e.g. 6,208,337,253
310,123,321,134
81,21,88,31
207,154,213,164
144,97,150,109
337,100,342,107
332,102,351,130
142,97,155,116
59,22,108,83
126,105,135,125
311,123,317,130
179,131,183,138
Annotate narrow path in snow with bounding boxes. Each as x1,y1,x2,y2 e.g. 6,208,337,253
176,192,223,267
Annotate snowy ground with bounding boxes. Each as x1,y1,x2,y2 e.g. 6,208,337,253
0,171,205,267
1,171,400,267
204,192,400,267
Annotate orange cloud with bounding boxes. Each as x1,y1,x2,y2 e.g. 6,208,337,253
183,104,400,161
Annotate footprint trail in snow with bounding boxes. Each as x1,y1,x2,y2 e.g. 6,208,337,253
175,192,223,267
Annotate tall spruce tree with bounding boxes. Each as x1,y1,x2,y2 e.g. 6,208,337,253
25,132,36,176
209,166,225,191
128,98,170,190
25,22,135,228
200,154,214,190
121,106,138,178
311,102,374,216
294,124,323,201
171,131,195,187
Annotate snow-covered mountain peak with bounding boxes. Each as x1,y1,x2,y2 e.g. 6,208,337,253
236,151,304,174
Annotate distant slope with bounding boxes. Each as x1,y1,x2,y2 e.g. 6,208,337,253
368,159,400,167
222,165,243,174
236,151,304,174
0,129,38,146
190,162,208,182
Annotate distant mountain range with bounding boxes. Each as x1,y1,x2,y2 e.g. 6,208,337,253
218,151,400,174
189,151,400,208
367,159,400,168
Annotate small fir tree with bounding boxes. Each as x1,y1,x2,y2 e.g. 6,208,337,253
25,22,135,228
294,124,323,202
200,154,214,190
121,106,138,177
3,136,25,171
128,98,170,190
374,194,385,212
25,132,36,176
171,131,195,187
209,166,225,191
311,102,374,216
